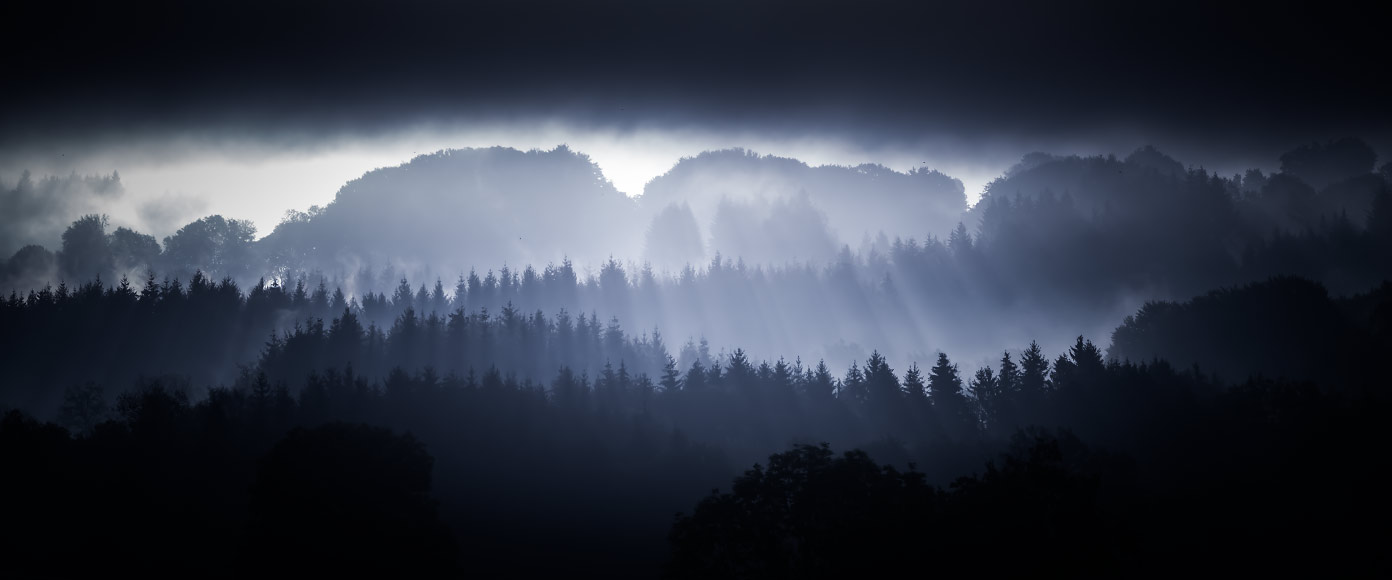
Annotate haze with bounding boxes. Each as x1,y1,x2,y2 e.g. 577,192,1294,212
2,0,1389,577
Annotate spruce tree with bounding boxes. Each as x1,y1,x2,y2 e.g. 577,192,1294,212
902,363,926,401
805,360,836,402
969,366,999,429
864,351,900,408
927,352,964,403
1020,340,1049,407
659,355,683,392
841,361,866,405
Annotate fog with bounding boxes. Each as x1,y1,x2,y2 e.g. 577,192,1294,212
6,138,1389,385
4,139,1389,574
3,1,1390,576
0,124,1019,242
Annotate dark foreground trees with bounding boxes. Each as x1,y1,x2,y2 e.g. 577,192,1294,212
670,418,1389,578
244,423,458,577
668,433,1119,578
3,352,1389,576
0,410,458,578
3,271,1391,576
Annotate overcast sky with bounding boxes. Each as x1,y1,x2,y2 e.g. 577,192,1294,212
3,0,1386,238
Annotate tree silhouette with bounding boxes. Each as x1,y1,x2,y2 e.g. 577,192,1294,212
59,214,113,281
243,423,457,576
928,352,978,440
668,443,936,579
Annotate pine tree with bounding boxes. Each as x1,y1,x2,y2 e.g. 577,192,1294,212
772,357,794,395
995,350,1022,429
430,279,447,314
1020,340,1049,409
928,352,977,439
927,352,964,404
292,279,309,307
684,360,707,391
659,355,683,392
804,360,836,402
392,278,414,312
635,374,655,414
841,361,866,405
704,359,724,387
311,279,330,312
140,270,161,304
900,361,931,433
1050,354,1076,390
864,351,900,408
453,274,470,311
330,287,347,312
551,366,587,410
649,328,668,373
726,348,754,388
1068,336,1105,379
969,366,999,429
998,351,1020,397
414,284,430,313
902,363,926,401
948,221,974,257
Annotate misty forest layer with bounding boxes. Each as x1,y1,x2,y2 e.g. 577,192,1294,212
5,0,1390,575
4,274,1388,576
5,140,1392,369
4,139,1391,577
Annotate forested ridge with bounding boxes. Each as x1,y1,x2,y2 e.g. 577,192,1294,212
5,0,1389,573
3,269,1390,576
7,141,1391,368
3,139,1391,577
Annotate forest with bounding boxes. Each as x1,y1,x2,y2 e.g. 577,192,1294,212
6,140,1392,371
3,136,1390,576
3,274,1386,575
6,0,1391,574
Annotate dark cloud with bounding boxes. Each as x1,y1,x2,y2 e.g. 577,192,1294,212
2,0,1386,163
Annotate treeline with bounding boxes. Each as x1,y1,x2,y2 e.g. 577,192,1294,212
4,140,1391,575
969,142,1392,303
9,270,1392,467
0,264,1243,472
1110,276,1392,384
2,212,257,292
5,142,1392,367
4,316,1387,575
0,264,1146,470
4,270,1389,577
2,369,729,577
669,409,1386,577
0,269,668,416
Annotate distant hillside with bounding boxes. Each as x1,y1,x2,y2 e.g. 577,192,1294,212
637,149,967,269
259,146,639,276
967,142,1391,300
256,146,971,277
1108,277,1390,385
973,141,1387,236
